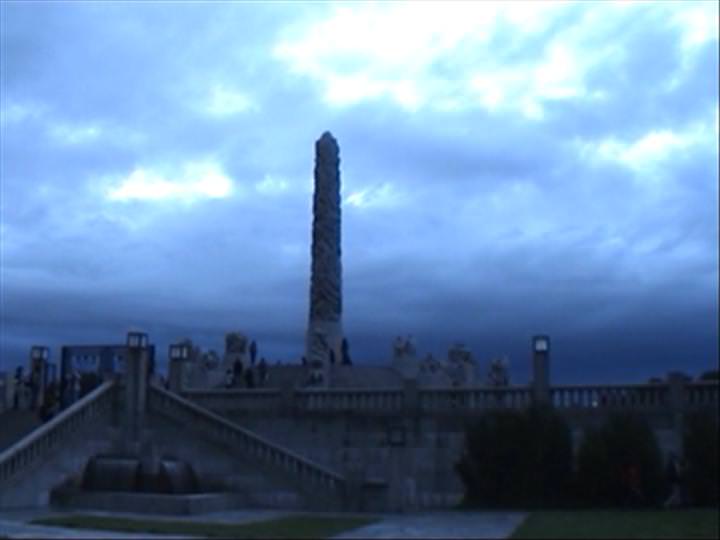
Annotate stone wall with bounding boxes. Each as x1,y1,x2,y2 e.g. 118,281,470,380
221,411,467,507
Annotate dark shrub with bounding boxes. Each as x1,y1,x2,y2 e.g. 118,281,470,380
698,370,719,381
455,404,573,508
575,413,664,507
684,411,719,506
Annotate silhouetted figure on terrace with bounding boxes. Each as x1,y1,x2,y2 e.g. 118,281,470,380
38,382,59,423
13,367,22,410
71,370,81,404
244,368,255,389
233,359,243,387
250,341,257,365
29,365,41,411
341,338,352,365
258,357,267,387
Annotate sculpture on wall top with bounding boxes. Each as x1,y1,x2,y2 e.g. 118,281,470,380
393,335,417,359
225,332,248,355
448,343,474,366
487,356,510,387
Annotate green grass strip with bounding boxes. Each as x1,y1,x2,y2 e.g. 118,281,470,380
32,514,377,539
512,509,720,539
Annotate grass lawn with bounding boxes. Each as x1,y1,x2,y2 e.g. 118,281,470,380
32,514,377,539
512,509,720,539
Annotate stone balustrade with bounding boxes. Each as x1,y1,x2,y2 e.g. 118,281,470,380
684,381,719,408
148,385,345,501
419,386,534,412
177,381,718,418
181,389,282,412
550,383,671,410
0,381,115,487
295,388,404,412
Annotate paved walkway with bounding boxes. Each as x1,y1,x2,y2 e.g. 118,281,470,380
0,508,527,539
333,511,527,539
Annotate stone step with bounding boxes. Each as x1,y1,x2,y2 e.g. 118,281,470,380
52,489,240,515
241,490,304,509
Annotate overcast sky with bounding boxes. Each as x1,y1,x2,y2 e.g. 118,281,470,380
1,1,717,384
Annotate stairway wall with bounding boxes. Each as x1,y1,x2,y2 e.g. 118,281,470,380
0,424,115,508
144,412,305,509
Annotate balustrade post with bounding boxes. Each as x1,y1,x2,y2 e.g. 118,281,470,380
168,343,192,394
124,332,149,450
403,379,418,414
280,382,296,414
531,335,551,405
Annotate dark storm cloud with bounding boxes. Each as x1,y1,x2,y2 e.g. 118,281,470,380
1,1,717,383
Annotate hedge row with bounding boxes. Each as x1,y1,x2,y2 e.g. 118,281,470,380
455,407,718,509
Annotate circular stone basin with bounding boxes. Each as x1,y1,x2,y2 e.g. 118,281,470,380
82,456,140,492
82,455,200,493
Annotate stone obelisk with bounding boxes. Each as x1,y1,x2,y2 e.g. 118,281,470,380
306,132,343,379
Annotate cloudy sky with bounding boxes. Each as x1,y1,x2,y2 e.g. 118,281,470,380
1,1,717,384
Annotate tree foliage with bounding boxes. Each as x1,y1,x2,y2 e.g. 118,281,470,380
455,405,573,508
575,413,664,507
684,411,719,506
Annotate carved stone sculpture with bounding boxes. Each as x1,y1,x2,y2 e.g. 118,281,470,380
225,332,248,355
448,343,473,365
306,132,343,368
487,356,509,387
393,335,417,359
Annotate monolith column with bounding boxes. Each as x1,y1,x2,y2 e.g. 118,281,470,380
306,131,343,381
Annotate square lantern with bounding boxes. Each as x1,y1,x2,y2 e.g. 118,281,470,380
127,332,148,349
169,344,189,360
533,335,550,353
31,346,48,360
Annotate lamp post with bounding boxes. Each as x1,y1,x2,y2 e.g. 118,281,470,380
532,335,551,405
125,331,149,446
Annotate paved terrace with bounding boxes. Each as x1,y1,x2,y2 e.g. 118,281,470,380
0,508,527,539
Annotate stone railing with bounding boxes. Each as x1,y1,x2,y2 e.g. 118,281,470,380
180,389,282,412
0,380,115,487
550,383,670,410
419,386,533,412
148,385,345,501
178,381,719,417
684,381,719,409
295,388,404,412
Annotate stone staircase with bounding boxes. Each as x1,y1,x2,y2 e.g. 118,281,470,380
0,381,117,508
0,381,351,511
147,384,347,510
226,471,304,509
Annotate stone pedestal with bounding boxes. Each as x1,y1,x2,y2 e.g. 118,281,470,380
168,359,185,393
532,336,551,404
